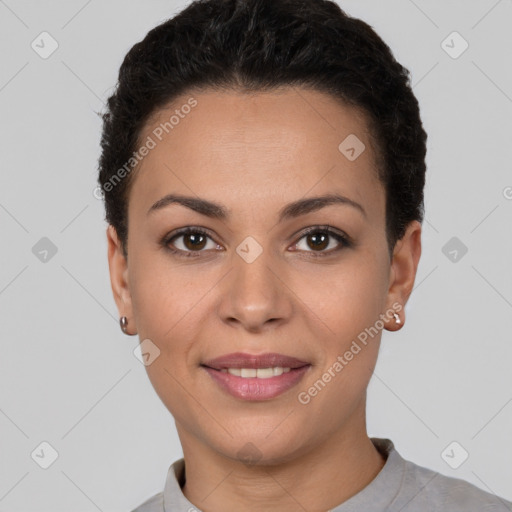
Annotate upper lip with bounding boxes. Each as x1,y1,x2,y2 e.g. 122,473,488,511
202,352,310,370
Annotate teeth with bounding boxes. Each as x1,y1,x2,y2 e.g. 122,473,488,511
225,367,292,378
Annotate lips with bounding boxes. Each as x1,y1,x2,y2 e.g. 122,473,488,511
201,352,310,370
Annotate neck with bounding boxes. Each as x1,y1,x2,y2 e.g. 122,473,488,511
177,402,386,512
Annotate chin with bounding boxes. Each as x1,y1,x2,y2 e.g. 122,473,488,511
211,427,310,467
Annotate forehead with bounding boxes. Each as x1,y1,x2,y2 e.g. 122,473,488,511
130,87,384,221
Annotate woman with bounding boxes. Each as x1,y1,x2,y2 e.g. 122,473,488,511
97,0,512,510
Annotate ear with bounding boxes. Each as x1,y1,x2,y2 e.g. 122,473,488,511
106,225,137,335
384,220,422,331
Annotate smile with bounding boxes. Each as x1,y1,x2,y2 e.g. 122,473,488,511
220,367,291,378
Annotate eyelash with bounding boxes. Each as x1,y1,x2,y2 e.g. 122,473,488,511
161,225,352,259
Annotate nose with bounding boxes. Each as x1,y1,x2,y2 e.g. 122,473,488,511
217,244,293,333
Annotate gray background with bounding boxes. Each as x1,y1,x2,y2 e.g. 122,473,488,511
1,0,511,510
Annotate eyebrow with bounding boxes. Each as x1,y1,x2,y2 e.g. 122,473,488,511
147,192,367,221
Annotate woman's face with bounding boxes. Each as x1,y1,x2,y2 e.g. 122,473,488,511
108,87,421,464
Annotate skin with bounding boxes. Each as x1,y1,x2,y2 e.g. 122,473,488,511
107,87,421,512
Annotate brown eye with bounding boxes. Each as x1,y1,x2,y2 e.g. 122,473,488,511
293,226,350,255
181,232,208,251
305,232,329,251
165,227,218,256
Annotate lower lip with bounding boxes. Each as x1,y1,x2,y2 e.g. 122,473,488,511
202,366,311,401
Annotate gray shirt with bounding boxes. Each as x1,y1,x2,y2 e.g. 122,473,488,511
131,437,512,511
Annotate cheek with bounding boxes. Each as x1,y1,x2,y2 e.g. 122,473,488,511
129,250,198,340
301,254,388,337
130,260,203,419
299,252,387,395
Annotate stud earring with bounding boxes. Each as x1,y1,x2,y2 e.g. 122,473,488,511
120,316,129,334
393,312,401,325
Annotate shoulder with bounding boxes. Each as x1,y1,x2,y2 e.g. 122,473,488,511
129,457,187,512
368,438,512,511
130,491,164,512
397,452,512,511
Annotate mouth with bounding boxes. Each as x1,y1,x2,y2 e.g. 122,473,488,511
201,352,312,400
211,366,293,378
201,351,311,371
